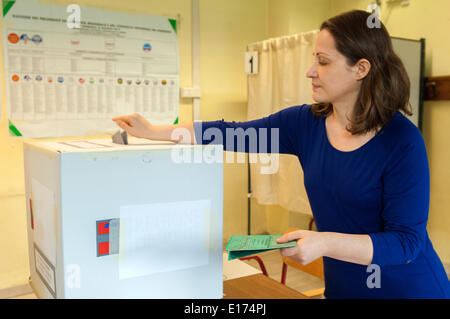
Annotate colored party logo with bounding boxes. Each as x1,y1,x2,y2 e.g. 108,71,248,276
161,79,167,85
143,43,152,52
8,33,19,44
57,76,64,83
126,80,132,85
20,34,30,44
35,75,43,81
24,75,32,81
135,79,141,85
32,34,42,45
79,78,85,84
117,78,123,84
11,74,19,82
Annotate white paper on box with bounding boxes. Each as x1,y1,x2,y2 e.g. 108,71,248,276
119,200,211,280
31,177,56,266
34,244,56,297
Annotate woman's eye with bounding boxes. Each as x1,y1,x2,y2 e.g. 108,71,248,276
319,61,328,66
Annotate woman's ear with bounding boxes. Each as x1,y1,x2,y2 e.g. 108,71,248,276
354,58,371,81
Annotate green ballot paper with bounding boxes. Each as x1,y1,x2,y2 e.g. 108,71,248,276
225,235,297,260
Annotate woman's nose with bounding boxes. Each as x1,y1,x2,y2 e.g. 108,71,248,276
306,63,317,78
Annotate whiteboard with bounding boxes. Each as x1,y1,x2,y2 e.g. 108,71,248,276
391,37,425,130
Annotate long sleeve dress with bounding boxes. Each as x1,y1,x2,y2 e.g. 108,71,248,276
194,104,450,299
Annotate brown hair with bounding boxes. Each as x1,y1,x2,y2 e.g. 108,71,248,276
311,10,412,135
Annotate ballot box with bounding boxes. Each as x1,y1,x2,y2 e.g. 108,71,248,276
23,138,223,299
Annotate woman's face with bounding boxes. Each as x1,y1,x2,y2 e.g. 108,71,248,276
306,29,364,105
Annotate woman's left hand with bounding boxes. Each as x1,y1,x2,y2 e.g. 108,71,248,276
277,230,329,266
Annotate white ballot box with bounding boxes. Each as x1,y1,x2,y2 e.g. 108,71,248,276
23,138,223,299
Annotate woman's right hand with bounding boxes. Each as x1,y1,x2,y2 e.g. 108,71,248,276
112,113,153,139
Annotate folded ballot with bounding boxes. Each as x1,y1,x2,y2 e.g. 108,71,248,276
225,235,297,260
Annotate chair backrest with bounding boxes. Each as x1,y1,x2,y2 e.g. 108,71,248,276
282,228,324,280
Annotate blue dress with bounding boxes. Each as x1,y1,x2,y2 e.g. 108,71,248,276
194,104,450,299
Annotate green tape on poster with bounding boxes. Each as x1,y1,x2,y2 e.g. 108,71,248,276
2,0,15,17
9,120,22,136
169,18,177,34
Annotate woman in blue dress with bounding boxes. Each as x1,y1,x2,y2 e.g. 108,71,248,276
113,10,450,298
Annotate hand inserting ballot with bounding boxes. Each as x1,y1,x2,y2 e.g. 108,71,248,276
112,113,154,139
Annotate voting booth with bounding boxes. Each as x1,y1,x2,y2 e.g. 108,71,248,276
23,138,223,298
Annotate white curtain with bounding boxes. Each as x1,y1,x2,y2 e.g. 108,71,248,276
247,30,319,216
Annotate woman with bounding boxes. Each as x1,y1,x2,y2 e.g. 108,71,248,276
113,10,450,298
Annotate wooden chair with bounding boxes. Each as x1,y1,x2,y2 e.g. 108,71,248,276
280,222,325,298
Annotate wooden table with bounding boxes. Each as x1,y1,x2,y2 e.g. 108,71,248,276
223,274,309,299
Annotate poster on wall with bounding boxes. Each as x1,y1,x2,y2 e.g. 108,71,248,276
2,0,179,138
1,64,2,121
